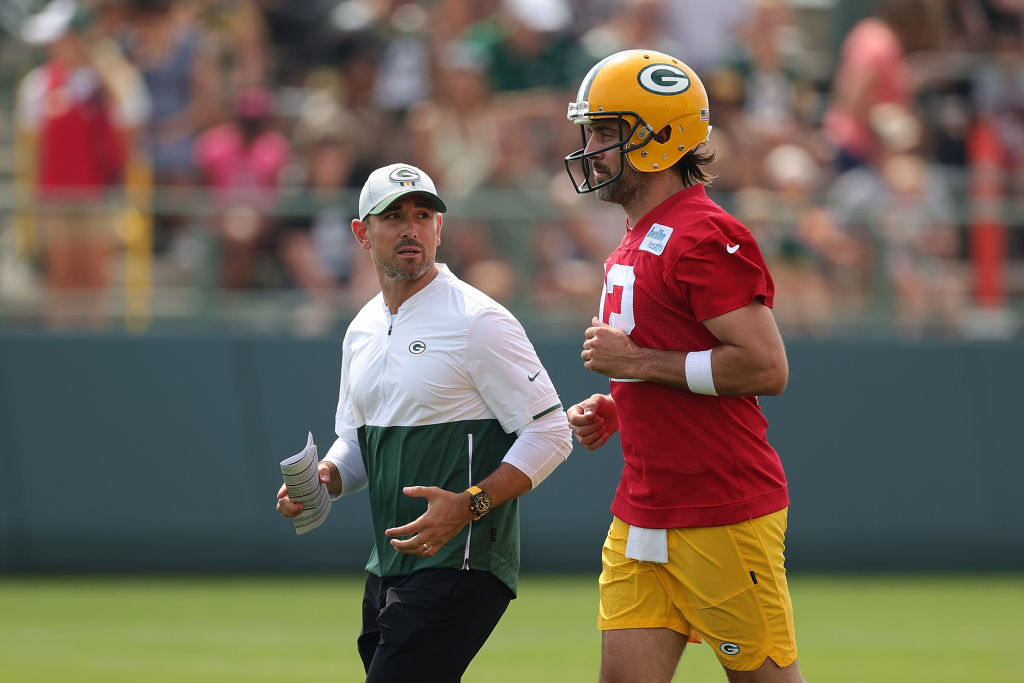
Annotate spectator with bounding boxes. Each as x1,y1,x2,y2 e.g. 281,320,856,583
661,0,753,74
267,106,361,336
822,0,947,172
14,0,150,329
193,86,290,289
734,144,848,335
463,0,580,95
700,64,754,192
578,0,676,65
331,32,402,186
277,93,367,296
827,104,966,336
372,2,432,115
407,41,501,198
447,115,555,306
427,0,496,51
457,0,592,179
730,0,816,145
879,151,967,335
193,0,271,93
123,0,220,256
701,0,819,193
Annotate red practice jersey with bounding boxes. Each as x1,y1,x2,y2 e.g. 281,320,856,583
600,184,789,529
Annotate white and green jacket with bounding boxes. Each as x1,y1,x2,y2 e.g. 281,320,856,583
325,265,569,595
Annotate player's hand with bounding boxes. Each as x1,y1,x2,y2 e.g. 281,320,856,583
384,486,473,557
567,393,619,450
582,317,639,379
276,461,340,518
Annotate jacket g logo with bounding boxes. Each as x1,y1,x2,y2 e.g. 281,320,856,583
408,341,426,354
637,64,690,95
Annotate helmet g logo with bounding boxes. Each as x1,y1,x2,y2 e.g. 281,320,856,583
637,64,690,95
389,167,421,187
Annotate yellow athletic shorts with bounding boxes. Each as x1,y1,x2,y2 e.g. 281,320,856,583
598,509,798,672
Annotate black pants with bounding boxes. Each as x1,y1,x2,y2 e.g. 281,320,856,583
357,568,513,683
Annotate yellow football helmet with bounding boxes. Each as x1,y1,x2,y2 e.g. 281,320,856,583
564,49,711,193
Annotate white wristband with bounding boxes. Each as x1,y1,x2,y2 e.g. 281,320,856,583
685,349,717,396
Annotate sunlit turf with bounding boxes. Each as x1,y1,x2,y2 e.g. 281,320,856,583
0,574,1021,682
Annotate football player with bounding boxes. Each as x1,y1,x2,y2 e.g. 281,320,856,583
564,50,804,683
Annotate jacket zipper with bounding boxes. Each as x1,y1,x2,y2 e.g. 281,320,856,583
462,432,473,569
382,308,393,415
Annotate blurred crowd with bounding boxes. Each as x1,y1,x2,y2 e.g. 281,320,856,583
5,0,1024,336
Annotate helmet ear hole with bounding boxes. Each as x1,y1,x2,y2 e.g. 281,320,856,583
653,125,671,144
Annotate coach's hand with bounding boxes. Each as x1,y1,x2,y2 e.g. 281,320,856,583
385,487,474,557
567,392,619,450
276,461,341,518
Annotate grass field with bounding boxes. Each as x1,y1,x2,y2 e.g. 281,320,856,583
1,573,1022,682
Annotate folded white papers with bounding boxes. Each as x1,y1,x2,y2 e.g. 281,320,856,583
279,431,331,535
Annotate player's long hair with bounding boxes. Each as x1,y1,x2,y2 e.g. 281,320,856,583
674,143,716,187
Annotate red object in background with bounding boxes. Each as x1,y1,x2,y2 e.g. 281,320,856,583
967,118,1007,308
39,63,125,198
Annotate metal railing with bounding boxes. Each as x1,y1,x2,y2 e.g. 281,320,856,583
0,182,1022,339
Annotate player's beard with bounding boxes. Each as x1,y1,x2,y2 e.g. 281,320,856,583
596,157,646,207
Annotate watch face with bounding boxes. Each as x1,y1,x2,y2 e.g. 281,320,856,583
471,492,492,516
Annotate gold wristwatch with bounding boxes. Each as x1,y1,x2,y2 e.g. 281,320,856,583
466,486,492,520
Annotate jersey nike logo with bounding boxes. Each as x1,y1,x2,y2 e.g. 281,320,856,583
726,243,740,254
528,371,540,382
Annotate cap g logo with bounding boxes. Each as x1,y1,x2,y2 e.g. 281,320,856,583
637,64,690,95
389,167,421,187
408,340,426,354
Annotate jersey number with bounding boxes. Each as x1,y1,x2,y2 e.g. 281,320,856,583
600,264,636,334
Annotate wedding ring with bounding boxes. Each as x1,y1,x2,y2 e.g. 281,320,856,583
421,543,430,552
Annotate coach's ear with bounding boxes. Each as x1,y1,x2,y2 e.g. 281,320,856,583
352,218,371,249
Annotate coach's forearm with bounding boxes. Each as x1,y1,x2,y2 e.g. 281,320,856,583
469,462,533,511
322,436,367,498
